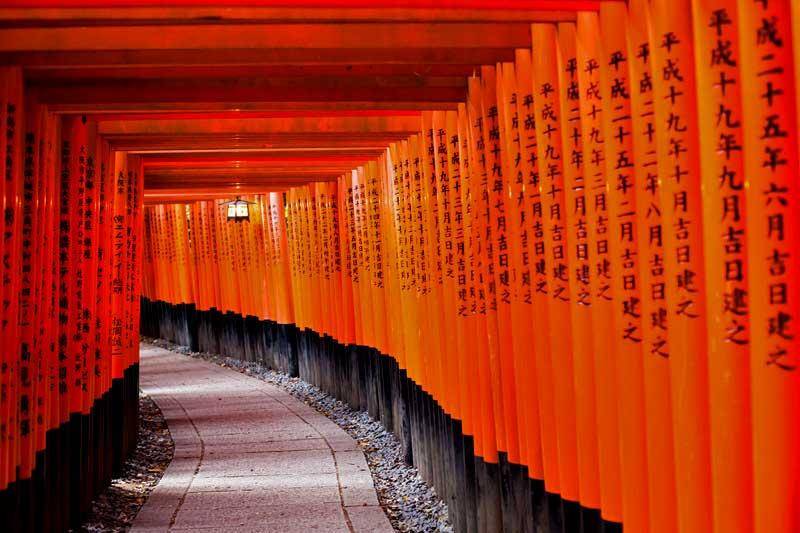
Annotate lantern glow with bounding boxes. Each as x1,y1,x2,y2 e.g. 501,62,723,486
222,197,254,222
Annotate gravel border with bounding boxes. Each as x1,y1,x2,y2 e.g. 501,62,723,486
74,392,174,532
141,337,453,533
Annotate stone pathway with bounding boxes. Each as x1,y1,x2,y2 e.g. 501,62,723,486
132,344,394,533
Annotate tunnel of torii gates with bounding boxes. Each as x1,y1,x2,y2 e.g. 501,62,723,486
0,0,799,532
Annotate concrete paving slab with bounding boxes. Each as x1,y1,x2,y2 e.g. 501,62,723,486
189,420,313,435
171,502,350,531
179,484,341,508
202,437,328,454
197,429,320,445
346,505,396,533
187,472,340,493
326,434,363,452
339,479,382,507
131,344,392,533
335,450,371,474
196,449,337,478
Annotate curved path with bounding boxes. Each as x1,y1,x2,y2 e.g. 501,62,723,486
132,344,394,533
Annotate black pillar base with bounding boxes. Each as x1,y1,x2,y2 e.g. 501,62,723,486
0,369,138,533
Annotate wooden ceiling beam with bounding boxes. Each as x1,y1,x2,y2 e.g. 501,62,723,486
144,188,294,203
146,178,341,185
99,116,421,135
143,159,376,169
26,64,469,80
146,169,353,179
146,178,340,185
108,134,402,152
33,83,464,105
26,64,481,80
30,74,466,106
146,169,342,175
145,166,355,174
0,6,587,25
146,169,361,179
146,179,340,191
145,169,365,178
1,47,517,68
31,75,465,88
131,146,390,156
0,22,532,51
144,197,271,205
146,178,350,186
53,101,454,114
141,149,384,162
149,180,349,187
145,177,343,192
91,111,421,120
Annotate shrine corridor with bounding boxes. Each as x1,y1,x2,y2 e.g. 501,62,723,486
1,1,799,533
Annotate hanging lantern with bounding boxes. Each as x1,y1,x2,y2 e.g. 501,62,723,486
221,196,255,222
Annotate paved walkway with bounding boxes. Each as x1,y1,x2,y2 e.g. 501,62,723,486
132,344,393,533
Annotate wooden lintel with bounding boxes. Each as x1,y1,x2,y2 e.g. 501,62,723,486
2,47,517,68
0,22,532,51
0,6,589,25
98,116,422,135
33,82,465,105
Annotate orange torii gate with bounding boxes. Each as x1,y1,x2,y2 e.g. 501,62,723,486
2,1,800,533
